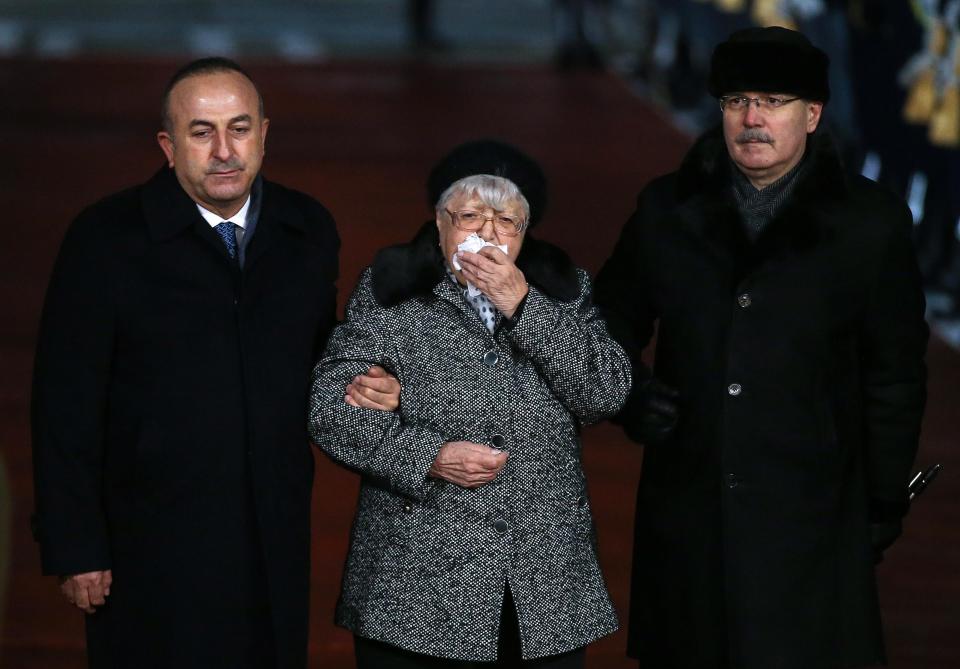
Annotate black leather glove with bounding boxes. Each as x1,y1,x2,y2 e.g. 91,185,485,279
622,377,680,445
870,518,903,564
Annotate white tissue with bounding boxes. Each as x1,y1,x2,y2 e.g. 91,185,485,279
451,233,508,297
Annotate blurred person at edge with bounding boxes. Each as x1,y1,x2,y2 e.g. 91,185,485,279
309,140,631,668
31,57,398,668
595,26,928,669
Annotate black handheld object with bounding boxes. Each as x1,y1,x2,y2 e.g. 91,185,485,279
908,463,942,501
871,464,941,564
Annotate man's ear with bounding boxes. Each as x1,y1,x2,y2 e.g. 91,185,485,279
806,101,824,134
157,131,175,168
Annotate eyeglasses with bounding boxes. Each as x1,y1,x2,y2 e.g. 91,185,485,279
719,95,802,113
445,208,527,236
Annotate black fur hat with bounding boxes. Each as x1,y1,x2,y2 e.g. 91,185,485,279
426,139,548,228
708,26,830,103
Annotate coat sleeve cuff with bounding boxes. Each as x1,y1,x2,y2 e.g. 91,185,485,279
499,290,529,332
38,529,112,577
383,423,446,500
503,285,555,356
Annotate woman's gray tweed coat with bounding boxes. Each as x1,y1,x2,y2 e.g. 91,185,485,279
308,223,632,661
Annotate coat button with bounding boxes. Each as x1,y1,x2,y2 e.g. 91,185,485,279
483,350,499,367
726,473,740,489
576,495,587,508
493,518,509,534
727,383,742,396
491,434,505,449
402,502,413,514
737,293,752,308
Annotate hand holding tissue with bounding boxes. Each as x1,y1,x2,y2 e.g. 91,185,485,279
451,233,508,298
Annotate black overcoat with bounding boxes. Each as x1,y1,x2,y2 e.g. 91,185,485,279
594,130,928,669
32,167,339,668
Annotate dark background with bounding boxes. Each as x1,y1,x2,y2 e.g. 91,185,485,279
1,2,957,667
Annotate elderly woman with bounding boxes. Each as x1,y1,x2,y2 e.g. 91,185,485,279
309,141,631,668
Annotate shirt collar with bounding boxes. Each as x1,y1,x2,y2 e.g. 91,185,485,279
196,194,251,229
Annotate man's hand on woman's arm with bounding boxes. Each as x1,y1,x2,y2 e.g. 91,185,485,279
345,365,401,411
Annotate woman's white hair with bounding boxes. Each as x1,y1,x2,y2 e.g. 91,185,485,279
435,174,530,223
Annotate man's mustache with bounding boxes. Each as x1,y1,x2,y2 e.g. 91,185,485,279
206,158,244,174
736,129,774,144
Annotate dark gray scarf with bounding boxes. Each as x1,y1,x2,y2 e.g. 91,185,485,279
731,154,807,241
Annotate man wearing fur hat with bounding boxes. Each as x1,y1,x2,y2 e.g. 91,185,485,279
595,26,929,669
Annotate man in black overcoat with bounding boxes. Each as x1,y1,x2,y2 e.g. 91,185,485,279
595,27,929,669
30,58,397,668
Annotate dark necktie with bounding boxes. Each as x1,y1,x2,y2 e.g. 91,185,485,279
213,221,239,259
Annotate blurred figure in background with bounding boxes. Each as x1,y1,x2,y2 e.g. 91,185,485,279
408,0,447,53
554,0,611,70
891,0,960,315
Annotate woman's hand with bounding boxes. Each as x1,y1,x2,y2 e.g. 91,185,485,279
429,441,509,488
457,247,528,318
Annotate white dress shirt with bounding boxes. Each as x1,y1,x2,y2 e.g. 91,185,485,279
196,195,251,244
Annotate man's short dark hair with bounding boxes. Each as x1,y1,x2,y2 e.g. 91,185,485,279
160,57,264,132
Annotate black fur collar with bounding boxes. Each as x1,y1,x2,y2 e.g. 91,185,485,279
672,127,849,269
371,222,580,307
676,125,848,203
